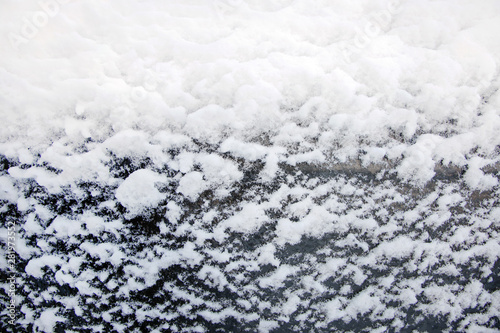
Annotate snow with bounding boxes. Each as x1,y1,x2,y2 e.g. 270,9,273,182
1,0,500,332
115,169,165,217
34,308,66,333
223,202,268,233
0,175,18,202
25,255,65,278
176,171,207,202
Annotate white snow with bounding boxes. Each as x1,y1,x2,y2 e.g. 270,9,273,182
34,308,66,333
115,169,165,217
177,171,207,202
1,0,500,332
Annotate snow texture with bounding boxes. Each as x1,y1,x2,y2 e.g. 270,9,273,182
1,0,500,332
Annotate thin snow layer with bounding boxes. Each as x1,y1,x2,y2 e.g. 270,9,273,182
1,0,500,332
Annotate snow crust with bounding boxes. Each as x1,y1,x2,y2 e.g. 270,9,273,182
1,0,500,332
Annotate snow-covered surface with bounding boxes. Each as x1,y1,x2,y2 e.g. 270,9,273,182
1,0,500,332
